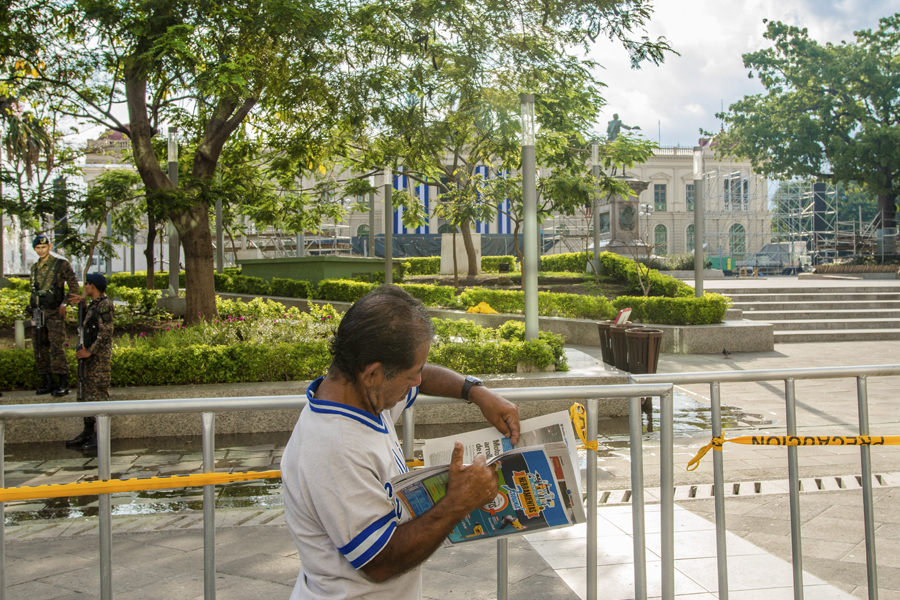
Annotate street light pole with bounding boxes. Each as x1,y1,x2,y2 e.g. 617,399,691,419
693,146,705,297
521,94,538,341
384,168,393,285
591,140,601,276
167,127,180,297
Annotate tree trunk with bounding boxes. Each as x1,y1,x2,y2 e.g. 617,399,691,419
173,202,217,324
460,222,478,278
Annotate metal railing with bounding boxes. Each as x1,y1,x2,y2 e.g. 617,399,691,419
2,364,899,600
0,383,673,600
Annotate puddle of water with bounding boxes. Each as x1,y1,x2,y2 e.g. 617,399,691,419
3,393,774,523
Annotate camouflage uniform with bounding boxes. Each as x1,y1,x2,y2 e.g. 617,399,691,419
80,294,115,401
30,256,80,375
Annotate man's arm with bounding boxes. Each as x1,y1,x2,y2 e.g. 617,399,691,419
419,364,520,445
361,442,497,583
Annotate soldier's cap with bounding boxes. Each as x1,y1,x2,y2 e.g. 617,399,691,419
85,273,108,291
32,234,50,248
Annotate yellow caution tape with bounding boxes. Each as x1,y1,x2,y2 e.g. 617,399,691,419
0,470,283,503
466,302,498,314
1,458,429,502
687,435,900,471
570,403,599,451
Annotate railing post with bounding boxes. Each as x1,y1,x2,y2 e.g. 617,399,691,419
202,412,217,600
0,420,5,600
660,389,674,600
497,538,509,600
857,375,879,600
629,393,648,600
710,382,729,600
784,379,804,600
97,414,112,600
587,398,599,600
402,406,415,463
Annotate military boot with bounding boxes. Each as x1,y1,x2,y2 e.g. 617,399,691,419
66,417,94,449
51,373,69,397
81,428,98,453
36,373,54,395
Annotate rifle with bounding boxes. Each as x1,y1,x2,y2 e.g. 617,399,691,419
77,300,85,401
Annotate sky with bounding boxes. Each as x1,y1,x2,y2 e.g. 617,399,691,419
585,0,900,148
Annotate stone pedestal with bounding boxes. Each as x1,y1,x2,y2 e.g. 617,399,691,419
600,177,650,257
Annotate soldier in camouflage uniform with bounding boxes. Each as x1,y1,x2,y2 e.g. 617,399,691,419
28,234,80,397
67,273,115,451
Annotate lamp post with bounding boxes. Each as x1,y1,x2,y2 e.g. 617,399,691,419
521,94,538,341
693,146,705,297
591,140,601,276
167,127,180,297
384,168,393,285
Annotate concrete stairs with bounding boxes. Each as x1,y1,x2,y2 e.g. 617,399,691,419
718,286,900,343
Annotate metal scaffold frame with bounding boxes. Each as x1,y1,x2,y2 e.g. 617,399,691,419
700,164,771,266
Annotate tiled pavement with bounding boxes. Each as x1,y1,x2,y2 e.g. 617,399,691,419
6,329,900,598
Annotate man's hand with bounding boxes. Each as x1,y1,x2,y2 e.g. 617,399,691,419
75,348,92,360
467,386,520,445
58,305,66,317
444,442,499,514
68,294,84,305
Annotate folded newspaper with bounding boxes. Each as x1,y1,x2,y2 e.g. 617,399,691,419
391,412,585,544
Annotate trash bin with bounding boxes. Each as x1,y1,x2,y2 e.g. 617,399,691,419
625,328,664,375
596,321,616,366
608,323,635,371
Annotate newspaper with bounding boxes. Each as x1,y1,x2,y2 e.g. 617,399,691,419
391,441,585,544
423,410,583,494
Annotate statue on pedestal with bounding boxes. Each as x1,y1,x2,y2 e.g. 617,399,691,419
606,114,640,142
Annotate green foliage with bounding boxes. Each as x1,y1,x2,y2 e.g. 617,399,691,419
431,318,567,373
316,279,377,303
0,287,30,328
481,255,518,273
269,278,315,299
454,287,616,320
108,271,186,289
403,257,440,276
398,284,455,307
612,294,730,325
4,277,31,292
598,252,693,297
540,252,592,273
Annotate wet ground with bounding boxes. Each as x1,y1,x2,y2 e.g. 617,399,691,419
3,393,774,524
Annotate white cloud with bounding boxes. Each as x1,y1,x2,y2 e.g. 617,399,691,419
582,0,900,147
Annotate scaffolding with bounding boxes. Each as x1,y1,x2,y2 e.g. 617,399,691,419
700,164,771,266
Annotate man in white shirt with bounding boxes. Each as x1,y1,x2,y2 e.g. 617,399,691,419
281,285,520,599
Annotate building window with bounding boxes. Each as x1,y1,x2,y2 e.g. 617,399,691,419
356,224,370,236
654,224,668,255
686,224,694,253
729,223,746,257
724,176,749,212
654,184,667,211
686,184,694,211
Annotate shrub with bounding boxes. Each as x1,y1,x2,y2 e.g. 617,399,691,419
481,255,518,273
455,288,526,314
398,284,456,307
540,252,591,273
612,293,730,325
455,287,616,320
4,277,31,292
598,252,693,298
270,278,315,299
108,271,186,289
403,257,440,276
496,321,567,369
0,287,29,328
317,279,377,303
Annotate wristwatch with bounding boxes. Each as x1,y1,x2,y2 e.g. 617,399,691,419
461,375,484,403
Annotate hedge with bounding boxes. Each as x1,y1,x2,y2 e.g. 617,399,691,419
454,287,616,320
598,252,694,298
316,279,376,303
403,257,440,276
398,284,456,307
108,270,186,289
540,252,591,273
612,294,730,325
481,255,518,273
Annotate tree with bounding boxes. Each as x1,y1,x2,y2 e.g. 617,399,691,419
7,0,385,323
350,0,672,278
718,15,900,229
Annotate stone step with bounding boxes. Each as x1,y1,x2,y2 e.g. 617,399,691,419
742,309,900,321
775,329,900,343
727,292,900,302
767,319,900,331
714,286,900,295
731,300,900,311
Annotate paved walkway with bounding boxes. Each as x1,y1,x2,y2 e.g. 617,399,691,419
5,278,900,599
